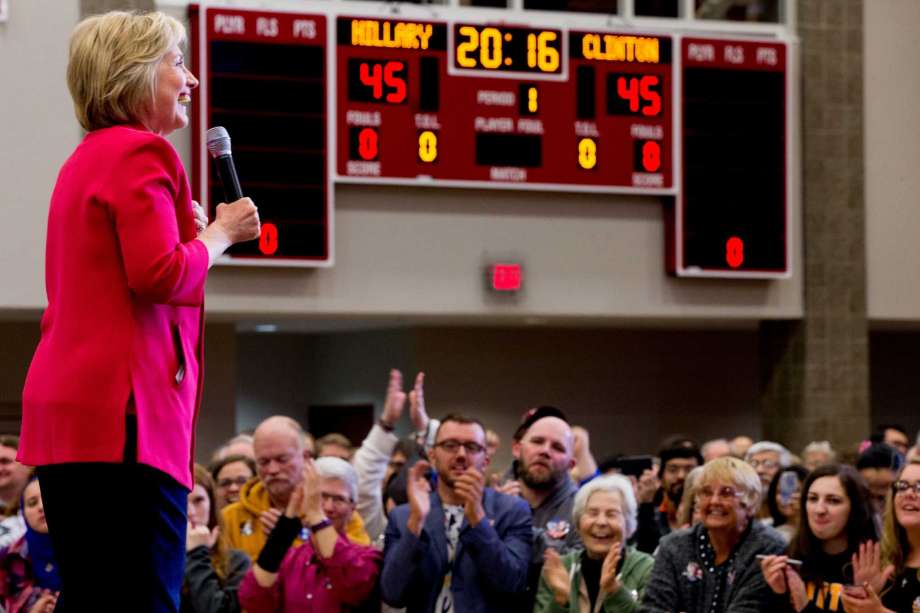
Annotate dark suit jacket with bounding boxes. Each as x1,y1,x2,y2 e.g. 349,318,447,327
381,488,533,612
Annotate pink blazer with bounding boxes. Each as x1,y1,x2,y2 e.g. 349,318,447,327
19,125,210,489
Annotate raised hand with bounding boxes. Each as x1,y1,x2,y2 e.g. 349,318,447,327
409,372,428,433
27,590,59,613
381,369,406,429
840,582,894,613
542,548,571,606
852,541,895,595
636,468,660,504
187,522,220,551
454,466,486,526
407,460,433,536
494,478,522,498
599,541,622,594
301,458,325,525
260,507,283,535
759,555,789,594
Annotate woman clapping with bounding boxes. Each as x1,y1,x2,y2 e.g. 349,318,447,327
536,474,654,612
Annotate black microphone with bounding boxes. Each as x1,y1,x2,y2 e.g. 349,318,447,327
206,126,243,203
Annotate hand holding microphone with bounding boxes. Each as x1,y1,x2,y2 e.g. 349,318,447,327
214,197,260,243
197,126,261,265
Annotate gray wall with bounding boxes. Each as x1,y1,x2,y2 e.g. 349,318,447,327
236,326,764,471
865,0,920,321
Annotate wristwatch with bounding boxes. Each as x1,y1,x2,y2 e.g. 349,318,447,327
309,518,333,533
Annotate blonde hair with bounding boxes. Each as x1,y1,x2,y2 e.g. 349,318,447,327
881,457,920,574
67,11,185,131
697,456,763,512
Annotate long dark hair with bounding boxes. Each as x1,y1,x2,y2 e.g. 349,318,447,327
789,464,877,581
766,465,810,527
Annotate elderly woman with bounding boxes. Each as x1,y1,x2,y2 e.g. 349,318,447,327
239,458,382,611
639,456,786,613
536,474,654,612
18,11,259,611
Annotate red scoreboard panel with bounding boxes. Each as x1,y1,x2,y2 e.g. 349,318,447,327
671,37,788,277
336,17,673,192
191,6,332,266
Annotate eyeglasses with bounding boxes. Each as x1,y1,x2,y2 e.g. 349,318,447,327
696,486,743,502
321,492,352,507
748,459,779,470
434,440,486,455
892,481,920,496
217,476,250,489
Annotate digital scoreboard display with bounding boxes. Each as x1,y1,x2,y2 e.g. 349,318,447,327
192,5,789,277
671,37,788,276
336,17,672,191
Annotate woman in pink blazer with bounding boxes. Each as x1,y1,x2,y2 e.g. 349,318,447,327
18,11,259,612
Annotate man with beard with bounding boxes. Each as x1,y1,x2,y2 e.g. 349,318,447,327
381,414,532,612
634,443,703,554
491,406,582,607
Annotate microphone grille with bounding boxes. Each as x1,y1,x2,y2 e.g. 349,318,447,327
206,126,232,158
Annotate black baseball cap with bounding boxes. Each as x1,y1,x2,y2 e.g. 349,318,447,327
513,405,569,441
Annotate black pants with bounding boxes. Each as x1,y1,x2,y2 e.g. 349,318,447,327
36,416,188,613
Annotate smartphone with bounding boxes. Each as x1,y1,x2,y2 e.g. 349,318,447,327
425,467,438,489
618,455,654,477
779,471,799,506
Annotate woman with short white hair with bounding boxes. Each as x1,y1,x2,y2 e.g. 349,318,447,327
535,474,654,612
639,457,786,613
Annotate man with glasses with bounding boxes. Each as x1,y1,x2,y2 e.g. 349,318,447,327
381,414,532,612
222,415,370,560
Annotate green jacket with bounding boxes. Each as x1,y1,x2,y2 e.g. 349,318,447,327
534,547,655,613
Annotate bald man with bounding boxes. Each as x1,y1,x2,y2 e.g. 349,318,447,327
500,406,581,609
221,416,369,559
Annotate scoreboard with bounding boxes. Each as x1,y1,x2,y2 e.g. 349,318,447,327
191,4,791,278
336,19,672,190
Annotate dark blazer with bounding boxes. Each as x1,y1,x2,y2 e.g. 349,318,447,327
639,521,786,613
381,488,533,612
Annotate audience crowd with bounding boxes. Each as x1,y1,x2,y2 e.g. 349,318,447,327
4,371,919,612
